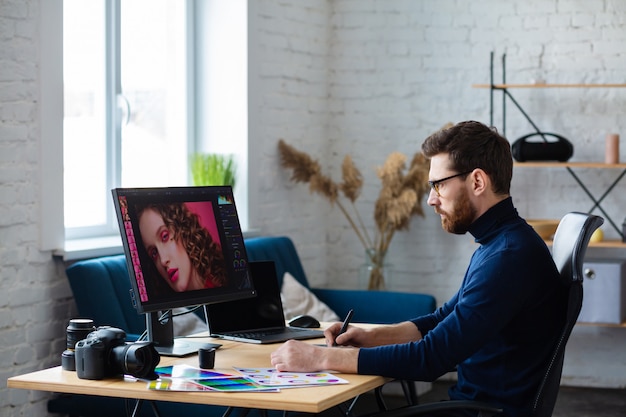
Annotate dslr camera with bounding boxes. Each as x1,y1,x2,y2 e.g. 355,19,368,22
75,326,160,380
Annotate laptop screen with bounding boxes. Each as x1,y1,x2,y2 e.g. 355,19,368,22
206,261,286,333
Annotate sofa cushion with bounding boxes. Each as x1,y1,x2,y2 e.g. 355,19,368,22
280,272,340,321
312,288,437,324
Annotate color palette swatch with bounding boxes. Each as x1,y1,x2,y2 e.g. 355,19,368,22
147,365,348,392
155,365,231,380
148,365,278,392
234,367,349,388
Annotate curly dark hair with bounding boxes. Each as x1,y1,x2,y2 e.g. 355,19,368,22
136,202,228,287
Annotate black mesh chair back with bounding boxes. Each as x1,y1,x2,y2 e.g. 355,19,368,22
531,212,603,416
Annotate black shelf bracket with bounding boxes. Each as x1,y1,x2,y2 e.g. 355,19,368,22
489,52,550,142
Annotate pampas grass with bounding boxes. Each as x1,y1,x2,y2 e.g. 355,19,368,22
277,140,430,290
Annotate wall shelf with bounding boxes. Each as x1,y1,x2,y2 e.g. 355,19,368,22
515,162,626,169
474,83,626,89
514,162,626,239
476,53,626,241
576,321,626,328
545,239,626,249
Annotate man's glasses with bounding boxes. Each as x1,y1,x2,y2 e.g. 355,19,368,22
428,171,473,197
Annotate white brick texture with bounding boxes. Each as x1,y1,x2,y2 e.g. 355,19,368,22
2,1,626,414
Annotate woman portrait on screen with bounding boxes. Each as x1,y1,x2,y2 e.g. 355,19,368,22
136,202,228,292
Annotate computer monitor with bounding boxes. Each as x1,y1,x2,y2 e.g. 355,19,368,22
112,186,255,356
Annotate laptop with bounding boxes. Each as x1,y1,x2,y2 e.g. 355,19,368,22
205,261,324,344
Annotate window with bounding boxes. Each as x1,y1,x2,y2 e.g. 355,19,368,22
40,0,248,257
63,0,190,240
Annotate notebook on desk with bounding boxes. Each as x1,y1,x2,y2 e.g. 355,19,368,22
205,261,324,344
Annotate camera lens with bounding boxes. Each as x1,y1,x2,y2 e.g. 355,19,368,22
111,342,160,380
66,318,96,349
62,318,96,371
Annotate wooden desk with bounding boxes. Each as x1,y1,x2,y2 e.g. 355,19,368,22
8,335,389,414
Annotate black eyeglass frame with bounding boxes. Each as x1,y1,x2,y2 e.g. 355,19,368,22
428,170,473,196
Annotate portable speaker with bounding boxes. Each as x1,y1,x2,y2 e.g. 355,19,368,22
511,132,574,162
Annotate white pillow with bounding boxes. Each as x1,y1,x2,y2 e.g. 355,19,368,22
280,272,340,322
172,307,208,336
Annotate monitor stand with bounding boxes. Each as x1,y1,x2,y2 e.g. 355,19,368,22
145,310,221,357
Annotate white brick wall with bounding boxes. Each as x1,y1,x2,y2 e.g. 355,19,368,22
1,1,76,416
2,1,626,414
250,0,626,304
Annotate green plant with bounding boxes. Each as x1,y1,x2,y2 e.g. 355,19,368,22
190,153,237,188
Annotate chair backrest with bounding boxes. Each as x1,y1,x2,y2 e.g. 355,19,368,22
532,212,604,417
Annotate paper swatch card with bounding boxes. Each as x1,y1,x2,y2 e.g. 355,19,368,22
193,377,274,392
147,378,213,392
149,365,278,392
234,367,349,388
155,365,233,380
148,377,276,392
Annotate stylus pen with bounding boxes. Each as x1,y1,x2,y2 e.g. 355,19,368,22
334,309,354,346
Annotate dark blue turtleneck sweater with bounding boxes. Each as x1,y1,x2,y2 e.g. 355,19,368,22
357,198,566,417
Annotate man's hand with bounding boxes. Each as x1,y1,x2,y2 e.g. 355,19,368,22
324,322,372,347
326,321,422,347
270,340,323,372
270,340,359,373
270,322,422,374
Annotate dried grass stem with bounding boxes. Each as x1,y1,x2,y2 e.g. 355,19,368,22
277,139,430,290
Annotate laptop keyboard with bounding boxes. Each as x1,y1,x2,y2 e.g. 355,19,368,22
230,327,308,339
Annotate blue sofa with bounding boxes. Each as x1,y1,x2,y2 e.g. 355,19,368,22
244,236,436,323
48,236,436,416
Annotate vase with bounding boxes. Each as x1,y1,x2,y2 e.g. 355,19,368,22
605,133,620,164
359,248,392,290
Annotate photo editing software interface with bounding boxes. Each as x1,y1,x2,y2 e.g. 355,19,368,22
112,186,256,356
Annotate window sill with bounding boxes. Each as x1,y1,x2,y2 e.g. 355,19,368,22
54,235,124,261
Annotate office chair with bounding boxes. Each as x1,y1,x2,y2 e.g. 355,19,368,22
369,212,604,417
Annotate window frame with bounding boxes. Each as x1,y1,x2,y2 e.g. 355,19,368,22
40,0,64,252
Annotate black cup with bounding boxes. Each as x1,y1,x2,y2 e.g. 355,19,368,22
198,347,216,369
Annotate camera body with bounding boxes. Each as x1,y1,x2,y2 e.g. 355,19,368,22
75,326,159,380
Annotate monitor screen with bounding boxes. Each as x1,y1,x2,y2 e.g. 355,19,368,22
112,186,256,356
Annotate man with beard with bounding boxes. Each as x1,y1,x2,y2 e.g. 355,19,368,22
270,121,566,417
